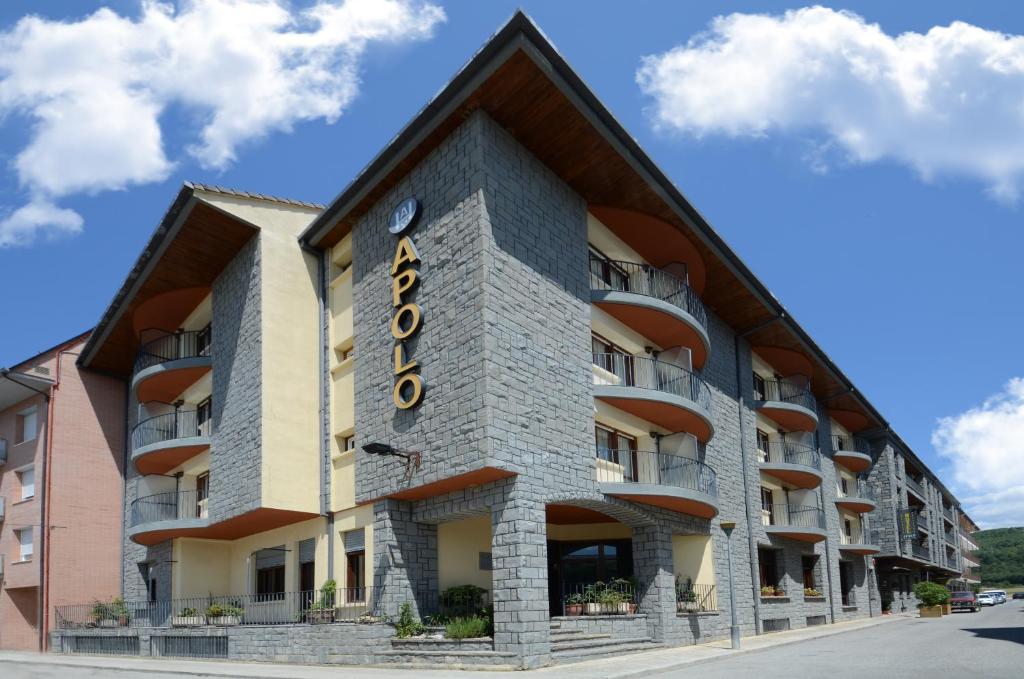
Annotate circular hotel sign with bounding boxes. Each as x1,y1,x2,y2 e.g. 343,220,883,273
388,197,421,235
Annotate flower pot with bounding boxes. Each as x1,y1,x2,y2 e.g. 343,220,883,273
584,603,602,615
565,604,583,616
172,616,206,627
210,615,241,626
307,609,336,624
97,619,120,628
625,603,637,615
919,605,943,618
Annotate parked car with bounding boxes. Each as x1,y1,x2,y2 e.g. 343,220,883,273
977,592,996,606
1012,592,1024,600
988,590,1008,604
950,591,979,612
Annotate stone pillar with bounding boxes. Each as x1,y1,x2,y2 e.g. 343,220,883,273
372,499,438,619
633,524,678,643
491,481,550,668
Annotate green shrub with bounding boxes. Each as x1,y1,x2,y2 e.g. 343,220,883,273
912,581,951,607
445,616,490,640
206,603,243,618
395,602,424,639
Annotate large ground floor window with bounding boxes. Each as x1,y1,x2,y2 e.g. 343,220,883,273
547,539,633,615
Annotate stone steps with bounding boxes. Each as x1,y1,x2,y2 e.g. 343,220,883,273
551,636,663,664
377,649,518,670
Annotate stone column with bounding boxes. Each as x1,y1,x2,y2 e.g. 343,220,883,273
372,499,438,619
633,524,678,644
491,480,550,668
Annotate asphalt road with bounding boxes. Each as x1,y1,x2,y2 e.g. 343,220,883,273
656,600,1024,679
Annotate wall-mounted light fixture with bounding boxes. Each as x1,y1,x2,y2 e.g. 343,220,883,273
362,442,422,469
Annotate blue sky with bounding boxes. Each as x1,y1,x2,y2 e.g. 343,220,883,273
1,1,1022,526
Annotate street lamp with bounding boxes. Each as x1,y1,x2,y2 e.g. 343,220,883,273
720,520,740,649
362,442,422,468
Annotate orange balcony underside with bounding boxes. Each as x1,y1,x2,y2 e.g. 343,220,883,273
766,528,827,543
596,395,712,442
135,444,209,476
133,288,210,337
131,508,318,547
830,409,870,433
839,544,881,555
835,497,876,513
594,300,707,369
760,466,822,489
605,492,717,519
546,504,618,524
833,451,872,473
757,404,817,432
380,466,517,502
136,365,211,403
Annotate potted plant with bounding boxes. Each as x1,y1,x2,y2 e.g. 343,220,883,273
760,585,777,598
804,587,823,598
564,592,585,616
206,602,243,626
307,580,337,624
91,598,129,628
172,607,206,627
597,587,627,615
913,581,949,618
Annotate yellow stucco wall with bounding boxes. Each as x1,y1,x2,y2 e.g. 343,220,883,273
438,516,492,591
172,539,231,599
672,535,715,585
330,449,356,511
332,505,375,593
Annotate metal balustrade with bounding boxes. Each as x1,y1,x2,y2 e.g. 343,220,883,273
753,378,817,413
675,582,717,613
592,353,712,412
761,504,826,529
841,528,880,546
130,490,207,528
589,256,708,330
910,542,930,560
132,410,211,451
837,478,875,501
831,434,870,455
595,449,717,497
134,329,211,376
905,475,926,497
758,438,821,470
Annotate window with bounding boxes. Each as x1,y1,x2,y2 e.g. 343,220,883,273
342,436,356,452
802,555,819,590
758,547,779,590
196,324,212,357
756,429,771,461
15,407,37,445
752,373,766,401
255,546,286,600
196,398,213,437
591,334,634,386
588,246,630,292
340,346,354,361
344,529,366,602
18,466,35,500
195,472,209,518
16,528,33,561
760,487,775,523
839,476,850,496
844,519,853,539
594,425,637,481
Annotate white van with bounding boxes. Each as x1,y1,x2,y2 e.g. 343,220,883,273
981,589,1007,604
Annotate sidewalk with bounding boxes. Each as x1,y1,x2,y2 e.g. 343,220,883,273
0,614,911,679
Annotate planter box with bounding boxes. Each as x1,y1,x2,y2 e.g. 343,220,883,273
96,619,127,628
565,604,583,616
941,604,952,615
585,603,625,615
919,605,943,618
209,615,241,626
171,616,206,627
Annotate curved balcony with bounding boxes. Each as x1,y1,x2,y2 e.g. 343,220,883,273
129,489,209,546
596,449,718,518
831,435,872,473
835,479,876,514
762,504,828,543
838,529,881,555
590,257,710,369
132,330,211,403
754,379,818,432
758,440,822,489
131,410,211,476
592,353,714,442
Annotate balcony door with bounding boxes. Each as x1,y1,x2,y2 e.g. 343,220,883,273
588,246,630,292
595,425,637,482
592,334,634,387
195,472,209,518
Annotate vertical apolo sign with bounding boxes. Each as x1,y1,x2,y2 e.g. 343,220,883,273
388,198,424,409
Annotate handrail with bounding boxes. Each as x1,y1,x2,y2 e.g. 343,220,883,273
595,448,717,497
841,528,879,545
762,504,826,529
589,256,707,330
753,378,817,413
758,438,821,470
134,329,212,375
905,475,926,497
130,489,207,527
131,410,211,451
592,353,712,412
837,478,875,501
831,434,871,455
910,542,930,559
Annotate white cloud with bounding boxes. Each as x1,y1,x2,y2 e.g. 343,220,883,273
933,378,1024,528
637,6,1024,201
0,0,445,247
0,200,83,247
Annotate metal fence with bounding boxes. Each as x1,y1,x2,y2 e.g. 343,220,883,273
592,353,712,412
132,410,210,451
559,580,639,616
905,475,926,497
762,504,826,529
594,449,717,498
675,582,717,613
589,256,707,330
130,489,206,527
753,377,817,413
758,438,821,470
134,329,211,375
830,435,870,455
837,477,875,501
55,588,378,630
910,542,930,560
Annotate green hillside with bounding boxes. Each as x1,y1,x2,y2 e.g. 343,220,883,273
975,527,1024,587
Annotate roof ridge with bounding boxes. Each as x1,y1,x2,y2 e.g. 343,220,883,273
185,181,325,210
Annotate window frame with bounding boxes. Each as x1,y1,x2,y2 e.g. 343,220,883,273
15,407,38,445
17,465,35,500
16,527,33,562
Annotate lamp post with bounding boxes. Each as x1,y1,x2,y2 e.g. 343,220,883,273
721,520,740,649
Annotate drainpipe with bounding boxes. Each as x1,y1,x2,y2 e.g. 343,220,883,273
732,334,762,634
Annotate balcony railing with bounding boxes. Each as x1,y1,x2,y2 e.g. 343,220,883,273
592,353,712,412
946,554,958,569
753,378,817,413
54,588,385,629
589,256,708,330
595,449,717,497
944,528,957,545
761,504,826,529
837,478,875,501
130,489,208,528
830,435,870,455
675,582,717,613
134,329,212,375
916,512,928,531
132,410,212,451
758,439,821,470
910,542,930,560
905,475,926,497
942,506,954,522
841,528,879,546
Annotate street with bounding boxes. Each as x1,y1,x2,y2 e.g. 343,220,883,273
0,604,1020,679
